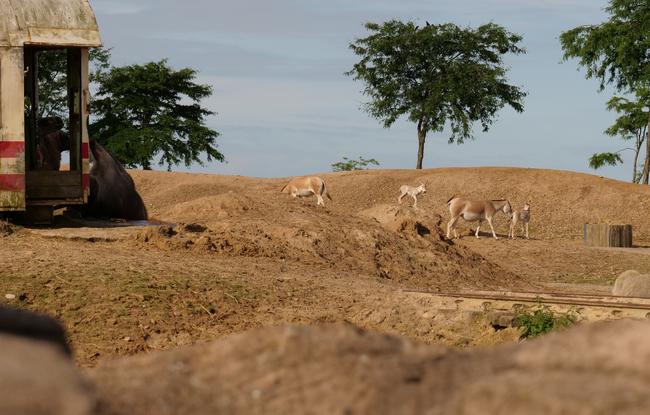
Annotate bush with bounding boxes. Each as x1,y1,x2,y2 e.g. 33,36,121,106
514,303,576,338
331,156,379,172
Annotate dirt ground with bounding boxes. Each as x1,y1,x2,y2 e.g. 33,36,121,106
1,167,649,366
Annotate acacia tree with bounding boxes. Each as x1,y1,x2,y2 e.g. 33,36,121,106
347,21,527,169
90,60,223,170
589,89,649,183
560,0,650,183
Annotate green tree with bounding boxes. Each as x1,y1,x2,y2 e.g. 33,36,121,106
331,156,380,172
560,0,650,183
37,48,111,119
347,20,526,169
589,89,649,183
89,60,223,170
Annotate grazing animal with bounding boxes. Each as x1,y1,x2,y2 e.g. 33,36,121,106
446,196,512,240
85,142,148,220
398,183,427,209
281,176,331,206
509,202,531,239
36,117,69,170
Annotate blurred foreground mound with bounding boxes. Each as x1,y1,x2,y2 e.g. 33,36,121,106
89,319,650,415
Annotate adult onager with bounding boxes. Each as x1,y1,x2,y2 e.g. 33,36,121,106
509,202,531,239
446,196,512,240
398,183,426,209
281,176,332,206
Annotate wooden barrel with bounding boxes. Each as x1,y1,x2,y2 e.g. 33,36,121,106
584,224,633,248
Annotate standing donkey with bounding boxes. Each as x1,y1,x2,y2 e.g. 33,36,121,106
509,202,531,239
398,183,427,209
281,176,332,206
446,196,512,240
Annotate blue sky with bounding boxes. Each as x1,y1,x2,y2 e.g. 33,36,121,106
90,0,636,181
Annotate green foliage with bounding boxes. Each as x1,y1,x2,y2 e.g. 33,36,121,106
88,48,112,83
331,156,380,172
36,49,67,119
89,59,223,170
605,90,650,139
37,48,111,119
347,20,526,168
596,89,649,182
561,0,650,184
514,304,576,339
560,0,650,92
588,152,624,169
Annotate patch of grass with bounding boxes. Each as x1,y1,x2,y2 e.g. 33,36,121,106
514,303,577,339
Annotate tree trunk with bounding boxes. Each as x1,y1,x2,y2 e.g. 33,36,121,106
643,139,650,184
642,113,650,184
632,136,640,183
416,121,426,170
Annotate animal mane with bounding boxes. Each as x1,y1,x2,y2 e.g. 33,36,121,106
446,195,457,204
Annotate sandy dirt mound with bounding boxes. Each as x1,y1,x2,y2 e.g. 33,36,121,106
360,203,447,240
0,333,94,415
90,320,650,415
133,205,524,291
127,169,539,291
130,167,650,242
2,167,649,368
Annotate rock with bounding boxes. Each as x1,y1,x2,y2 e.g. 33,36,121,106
0,334,95,415
612,270,650,297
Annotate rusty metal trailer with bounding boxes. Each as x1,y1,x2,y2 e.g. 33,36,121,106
0,0,102,221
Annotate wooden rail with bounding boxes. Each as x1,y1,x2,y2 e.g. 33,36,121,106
402,289,650,320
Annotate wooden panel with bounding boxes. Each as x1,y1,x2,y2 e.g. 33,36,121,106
67,47,81,171
584,224,633,248
26,170,82,200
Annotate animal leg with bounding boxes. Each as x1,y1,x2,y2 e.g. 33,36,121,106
475,220,482,238
487,217,498,240
509,218,516,239
398,192,405,204
412,195,418,209
446,216,459,239
316,194,325,206
525,223,529,239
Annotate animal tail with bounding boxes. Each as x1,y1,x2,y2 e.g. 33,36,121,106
446,195,457,205
323,182,332,200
